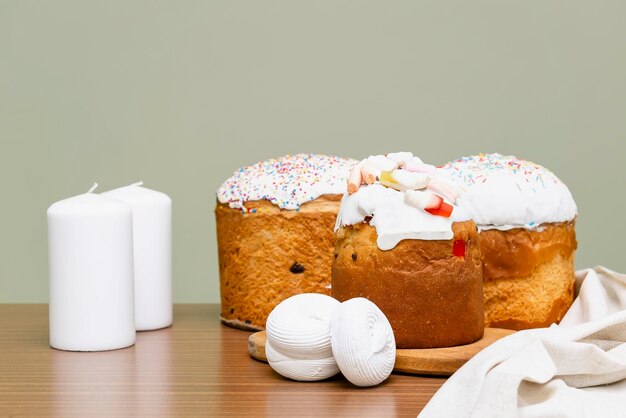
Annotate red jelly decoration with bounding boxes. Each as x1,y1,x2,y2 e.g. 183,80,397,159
453,240,466,257
438,202,453,217
425,202,453,218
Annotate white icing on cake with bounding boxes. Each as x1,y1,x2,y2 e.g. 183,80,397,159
335,152,470,250
336,184,469,250
439,154,577,231
217,154,357,211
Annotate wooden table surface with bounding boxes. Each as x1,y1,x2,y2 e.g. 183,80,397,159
0,304,445,417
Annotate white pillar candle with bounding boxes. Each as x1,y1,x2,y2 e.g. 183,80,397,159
47,183,136,351
102,182,172,331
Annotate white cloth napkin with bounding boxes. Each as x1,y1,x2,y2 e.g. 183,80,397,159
418,266,626,418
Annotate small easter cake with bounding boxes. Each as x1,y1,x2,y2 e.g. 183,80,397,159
216,154,357,331
332,152,484,349
440,154,577,330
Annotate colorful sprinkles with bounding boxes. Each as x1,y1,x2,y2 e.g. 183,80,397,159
438,153,576,229
441,153,562,192
217,154,357,212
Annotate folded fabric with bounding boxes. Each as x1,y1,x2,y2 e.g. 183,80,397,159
561,267,626,326
419,267,626,418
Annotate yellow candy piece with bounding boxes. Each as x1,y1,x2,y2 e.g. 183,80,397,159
379,170,430,191
379,171,395,187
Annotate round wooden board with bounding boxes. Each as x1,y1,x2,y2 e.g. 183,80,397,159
248,328,515,376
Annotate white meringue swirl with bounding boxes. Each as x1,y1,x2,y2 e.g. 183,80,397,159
265,293,340,381
330,298,396,387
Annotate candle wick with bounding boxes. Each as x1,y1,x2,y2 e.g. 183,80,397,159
131,181,144,187
87,183,99,194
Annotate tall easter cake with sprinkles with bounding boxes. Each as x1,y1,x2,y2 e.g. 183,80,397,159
331,152,484,349
215,154,357,331
441,154,577,330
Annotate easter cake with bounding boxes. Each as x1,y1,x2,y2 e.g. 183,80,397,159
441,154,577,330
216,154,357,330
331,152,484,349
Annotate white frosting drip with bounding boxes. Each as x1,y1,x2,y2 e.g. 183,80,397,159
336,184,469,250
330,298,396,387
336,151,470,250
440,154,577,230
265,293,340,381
217,154,357,211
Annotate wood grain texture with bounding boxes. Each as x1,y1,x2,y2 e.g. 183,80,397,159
249,328,514,377
0,305,446,417
393,328,515,375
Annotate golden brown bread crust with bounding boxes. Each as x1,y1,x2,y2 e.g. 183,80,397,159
479,222,577,280
332,221,484,349
215,195,341,331
480,222,577,330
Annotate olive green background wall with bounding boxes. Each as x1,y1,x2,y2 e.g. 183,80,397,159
1,1,625,303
